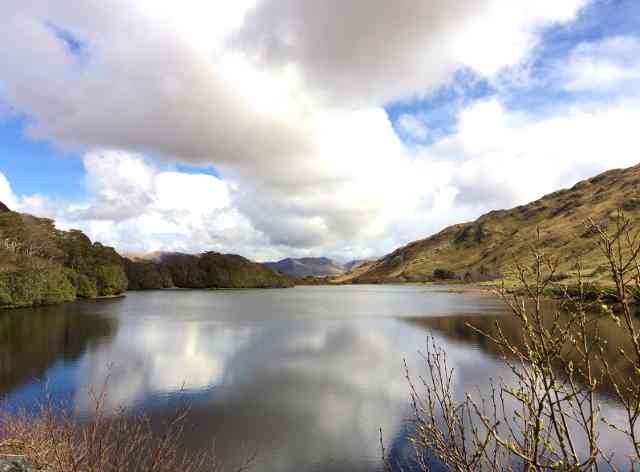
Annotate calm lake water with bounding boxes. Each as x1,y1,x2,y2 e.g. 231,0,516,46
0,285,634,471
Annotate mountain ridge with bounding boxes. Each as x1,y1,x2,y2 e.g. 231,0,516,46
339,163,640,284
263,257,377,278
264,257,346,277
3,162,639,303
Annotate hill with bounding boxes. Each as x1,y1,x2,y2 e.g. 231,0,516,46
342,164,640,284
126,253,292,290
263,257,377,278
343,259,374,271
264,257,346,277
0,203,291,308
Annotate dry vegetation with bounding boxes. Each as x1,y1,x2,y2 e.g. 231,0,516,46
0,388,255,472
389,211,640,471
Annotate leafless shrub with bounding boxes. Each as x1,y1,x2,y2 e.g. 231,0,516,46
0,386,255,472
392,211,640,471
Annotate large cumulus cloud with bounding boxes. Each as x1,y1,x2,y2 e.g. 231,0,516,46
4,0,637,260
0,0,309,167
232,0,587,104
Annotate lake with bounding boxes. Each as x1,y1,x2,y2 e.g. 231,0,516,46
0,285,633,471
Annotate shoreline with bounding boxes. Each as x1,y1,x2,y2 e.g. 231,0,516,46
0,284,293,311
0,293,128,311
94,293,127,300
427,283,499,297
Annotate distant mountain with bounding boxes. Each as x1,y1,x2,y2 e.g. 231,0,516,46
264,257,346,277
0,201,10,213
341,164,640,284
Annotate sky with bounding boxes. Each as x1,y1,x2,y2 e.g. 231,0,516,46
0,0,639,262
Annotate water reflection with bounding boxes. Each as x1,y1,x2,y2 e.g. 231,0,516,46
411,311,638,469
74,316,428,471
0,303,117,394
0,287,636,471
414,308,638,400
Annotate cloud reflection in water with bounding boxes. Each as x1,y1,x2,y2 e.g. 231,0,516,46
4,287,636,471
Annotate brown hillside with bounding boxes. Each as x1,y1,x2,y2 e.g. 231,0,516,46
345,163,640,284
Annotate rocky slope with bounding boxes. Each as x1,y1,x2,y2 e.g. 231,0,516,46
342,164,640,284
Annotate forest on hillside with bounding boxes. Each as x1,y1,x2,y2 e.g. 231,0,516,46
0,209,128,308
0,204,291,309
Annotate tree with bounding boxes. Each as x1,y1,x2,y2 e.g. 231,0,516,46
95,265,128,296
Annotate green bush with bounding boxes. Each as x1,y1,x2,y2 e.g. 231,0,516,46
41,267,76,305
0,265,76,308
77,273,98,299
0,278,13,306
125,260,174,290
64,269,99,299
95,264,128,296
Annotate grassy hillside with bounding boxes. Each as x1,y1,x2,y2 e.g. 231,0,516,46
345,164,640,284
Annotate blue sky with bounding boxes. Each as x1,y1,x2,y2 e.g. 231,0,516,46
387,0,640,144
0,118,222,201
0,118,86,199
1,0,639,260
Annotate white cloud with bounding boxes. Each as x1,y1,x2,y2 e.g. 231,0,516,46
8,96,640,261
19,92,640,261
0,1,310,167
5,0,638,262
0,172,17,210
12,150,274,258
72,151,156,221
423,96,640,210
561,36,640,91
233,0,587,104
395,114,429,141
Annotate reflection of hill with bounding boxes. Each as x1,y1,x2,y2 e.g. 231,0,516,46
411,310,637,400
0,306,117,394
